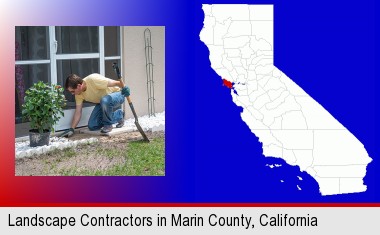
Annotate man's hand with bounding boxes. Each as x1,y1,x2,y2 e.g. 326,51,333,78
121,86,130,97
58,128,74,138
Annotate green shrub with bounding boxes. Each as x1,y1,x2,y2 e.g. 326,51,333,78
22,81,66,133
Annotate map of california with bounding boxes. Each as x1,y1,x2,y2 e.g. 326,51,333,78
199,4,372,195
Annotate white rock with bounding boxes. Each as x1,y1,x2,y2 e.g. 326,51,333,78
15,111,164,159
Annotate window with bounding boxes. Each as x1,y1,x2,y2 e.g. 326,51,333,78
56,26,99,54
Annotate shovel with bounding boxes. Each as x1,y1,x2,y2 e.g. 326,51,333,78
112,63,150,142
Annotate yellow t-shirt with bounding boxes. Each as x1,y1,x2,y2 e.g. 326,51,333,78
75,73,121,105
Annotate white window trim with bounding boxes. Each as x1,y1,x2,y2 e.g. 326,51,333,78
99,26,105,74
15,60,50,65
55,53,100,60
49,26,57,84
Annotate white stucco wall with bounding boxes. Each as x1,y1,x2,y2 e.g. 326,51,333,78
122,26,165,118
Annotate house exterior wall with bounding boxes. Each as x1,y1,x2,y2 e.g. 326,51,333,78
121,26,165,118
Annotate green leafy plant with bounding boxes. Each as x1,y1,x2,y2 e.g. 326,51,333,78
22,81,66,133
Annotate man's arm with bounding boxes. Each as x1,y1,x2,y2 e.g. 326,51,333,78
58,103,82,138
107,79,123,88
71,103,83,128
108,79,130,97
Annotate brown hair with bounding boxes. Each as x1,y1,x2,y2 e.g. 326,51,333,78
65,74,83,89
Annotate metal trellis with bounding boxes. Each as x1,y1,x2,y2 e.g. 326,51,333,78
144,28,155,117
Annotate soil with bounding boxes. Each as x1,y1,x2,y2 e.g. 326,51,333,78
15,131,164,176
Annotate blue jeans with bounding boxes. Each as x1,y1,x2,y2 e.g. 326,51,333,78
88,92,125,131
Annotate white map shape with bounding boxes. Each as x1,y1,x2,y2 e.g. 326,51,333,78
200,4,372,195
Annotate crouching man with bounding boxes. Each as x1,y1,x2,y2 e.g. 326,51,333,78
59,73,130,137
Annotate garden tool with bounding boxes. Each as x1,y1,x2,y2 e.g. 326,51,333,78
113,63,150,142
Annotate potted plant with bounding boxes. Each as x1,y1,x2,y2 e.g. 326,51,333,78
22,81,66,147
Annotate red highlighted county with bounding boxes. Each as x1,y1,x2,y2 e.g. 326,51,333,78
222,79,233,89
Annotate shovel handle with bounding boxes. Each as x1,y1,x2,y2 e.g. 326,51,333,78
113,62,128,97
112,62,125,87
126,96,132,104
119,78,125,88
113,63,121,79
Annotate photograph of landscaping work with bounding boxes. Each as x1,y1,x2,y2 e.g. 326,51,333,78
15,26,165,176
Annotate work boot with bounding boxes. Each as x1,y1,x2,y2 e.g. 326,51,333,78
101,125,113,133
116,111,125,128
